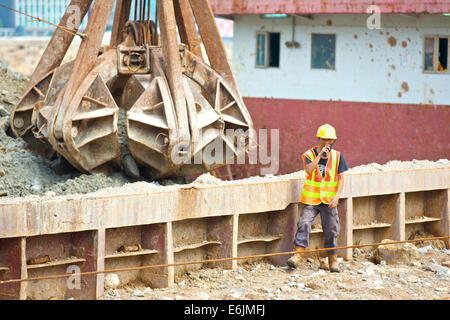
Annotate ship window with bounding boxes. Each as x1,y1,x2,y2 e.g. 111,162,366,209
311,33,336,70
256,32,280,68
423,36,449,73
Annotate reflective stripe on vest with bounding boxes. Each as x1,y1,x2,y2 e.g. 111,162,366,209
300,148,340,205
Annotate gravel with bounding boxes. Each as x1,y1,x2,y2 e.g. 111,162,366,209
100,243,450,301
346,159,450,173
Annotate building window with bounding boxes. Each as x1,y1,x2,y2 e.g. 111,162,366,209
311,33,336,70
255,32,280,68
423,35,449,73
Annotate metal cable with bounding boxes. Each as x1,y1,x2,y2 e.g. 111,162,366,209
0,236,449,286
0,3,87,39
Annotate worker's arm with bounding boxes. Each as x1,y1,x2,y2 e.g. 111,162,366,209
329,173,344,209
305,145,330,175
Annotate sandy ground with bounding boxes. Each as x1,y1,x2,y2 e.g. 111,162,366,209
0,38,81,78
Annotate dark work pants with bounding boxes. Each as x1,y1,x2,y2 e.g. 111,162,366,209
294,203,340,254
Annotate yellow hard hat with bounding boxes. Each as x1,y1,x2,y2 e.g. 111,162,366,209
316,124,337,139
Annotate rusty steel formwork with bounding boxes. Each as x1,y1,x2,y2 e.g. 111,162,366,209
0,168,449,299
10,0,255,179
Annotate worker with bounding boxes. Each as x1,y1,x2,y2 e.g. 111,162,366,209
287,124,348,272
438,60,447,72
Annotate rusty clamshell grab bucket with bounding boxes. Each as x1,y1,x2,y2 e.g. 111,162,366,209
10,0,255,179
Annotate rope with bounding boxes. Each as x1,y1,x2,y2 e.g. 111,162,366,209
0,3,87,39
0,236,448,286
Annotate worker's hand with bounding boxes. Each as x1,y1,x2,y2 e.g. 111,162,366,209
319,144,331,158
329,195,340,208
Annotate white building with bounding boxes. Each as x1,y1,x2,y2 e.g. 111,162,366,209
210,1,450,177
232,13,449,105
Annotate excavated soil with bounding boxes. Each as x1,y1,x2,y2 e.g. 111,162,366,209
0,67,133,199
102,234,450,301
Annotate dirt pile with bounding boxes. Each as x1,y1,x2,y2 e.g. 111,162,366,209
347,159,450,173
0,59,28,114
409,231,447,250
0,122,131,198
0,60,136,199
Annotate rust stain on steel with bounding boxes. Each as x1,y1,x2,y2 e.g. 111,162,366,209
110,0,132,47
189,0,238,91
173,0,203,57
51,0,115,140
27,255,50,265
401,41,408,48
158,0,191,148
401,82,409,93
387,36,397,47
0,237,22,299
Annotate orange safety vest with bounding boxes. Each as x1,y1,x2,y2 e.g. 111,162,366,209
300,147,340,205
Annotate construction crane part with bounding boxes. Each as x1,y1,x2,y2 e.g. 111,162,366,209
10,0,255,179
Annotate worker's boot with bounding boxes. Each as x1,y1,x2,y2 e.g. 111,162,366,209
318,250,329,270
328,253,340,273
287,246,306,269
319,257,329,271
